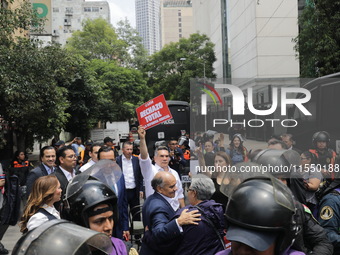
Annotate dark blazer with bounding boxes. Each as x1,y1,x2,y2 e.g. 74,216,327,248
116,155,143,193
93,170,129,239
140,192,181,255
26,164,49,196
51,167,69,215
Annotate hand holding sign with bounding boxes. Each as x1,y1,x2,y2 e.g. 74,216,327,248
136,94,173,130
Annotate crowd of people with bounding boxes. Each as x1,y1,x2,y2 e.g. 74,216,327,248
0,128,340,254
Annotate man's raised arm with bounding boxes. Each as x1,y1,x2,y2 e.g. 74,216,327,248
138,125,148,160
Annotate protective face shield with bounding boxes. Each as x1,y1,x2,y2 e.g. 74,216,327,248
64,159,120,227
225,177,299,255
203,130,217,141
312,131,330,146
253,149,300,179
219,162,269,198
12,220,113,255
178,136,188,146
154,140,167,149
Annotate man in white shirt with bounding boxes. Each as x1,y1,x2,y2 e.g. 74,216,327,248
116,141,143,221
79,143,102,172
138,126,185,210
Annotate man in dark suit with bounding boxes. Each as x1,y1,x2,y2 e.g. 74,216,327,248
140,171,201,255
116,141,143,221
26,146,56,196
52,145,77,214
98,146,129,241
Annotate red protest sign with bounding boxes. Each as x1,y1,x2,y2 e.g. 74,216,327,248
136,94,173,130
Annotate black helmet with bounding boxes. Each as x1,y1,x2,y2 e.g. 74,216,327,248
12,220,113,255
312,131,330,146
225,177,299,254
65,179,117,228
253,149,300,178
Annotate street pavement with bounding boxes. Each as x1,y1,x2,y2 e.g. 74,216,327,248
1,138,268,254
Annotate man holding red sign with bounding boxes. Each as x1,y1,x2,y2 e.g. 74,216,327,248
138,126,185,210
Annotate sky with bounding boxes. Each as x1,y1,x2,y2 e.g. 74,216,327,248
106,0,136,28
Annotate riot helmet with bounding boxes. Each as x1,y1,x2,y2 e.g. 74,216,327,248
225,177,299,254
12,219,113,255
312,131,330,146
65,179,117,228
253,149,300,179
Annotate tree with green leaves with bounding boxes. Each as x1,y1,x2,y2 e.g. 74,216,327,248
293,0,340,77
0,40,70,151
88,59,149,121
115,18,148,69
66,18,127,62
0,0,43,46
145,33,216,101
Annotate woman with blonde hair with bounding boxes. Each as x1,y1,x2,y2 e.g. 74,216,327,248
20,175,62,233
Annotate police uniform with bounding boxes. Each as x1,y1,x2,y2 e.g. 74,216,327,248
318,188,340,253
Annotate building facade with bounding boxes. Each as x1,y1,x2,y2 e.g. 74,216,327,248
192,0,300,141
51,0,110,45
160,0,193,47
135,0,161,55
192,0,229,79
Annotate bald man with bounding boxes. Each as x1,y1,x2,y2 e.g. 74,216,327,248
140,172,201,255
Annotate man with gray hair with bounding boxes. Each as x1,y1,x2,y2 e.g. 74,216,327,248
171,175,225,255
140,171,201,255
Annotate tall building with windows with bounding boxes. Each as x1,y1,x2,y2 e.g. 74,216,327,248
160,0,193,47
135,0,161,55
51,0,110,45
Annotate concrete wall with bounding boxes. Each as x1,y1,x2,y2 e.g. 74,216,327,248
229,0,299,79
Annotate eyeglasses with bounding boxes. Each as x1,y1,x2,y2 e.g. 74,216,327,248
170,143,178,145
186,188,194,192
66,154,77,159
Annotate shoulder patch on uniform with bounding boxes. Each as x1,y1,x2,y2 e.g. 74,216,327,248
302,204,312,214
320,206,334,220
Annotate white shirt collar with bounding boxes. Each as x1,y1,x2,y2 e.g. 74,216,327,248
122,154,132,161
157,192,177,211
154,163,170,172
59,166,76,181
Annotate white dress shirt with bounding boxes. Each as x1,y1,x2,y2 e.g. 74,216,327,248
59,166,76,181
122,155,136,189
79,160,96,172
27,205,60,231
140,155,184,211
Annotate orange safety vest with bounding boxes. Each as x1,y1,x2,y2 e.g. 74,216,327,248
183,150,190,160
309,148,336,180
13,160,29,168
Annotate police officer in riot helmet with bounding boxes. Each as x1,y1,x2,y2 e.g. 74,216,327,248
12,220,113,255
216,177,301,255
309,131,337,180
253,149,333,255
64,176,127,255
